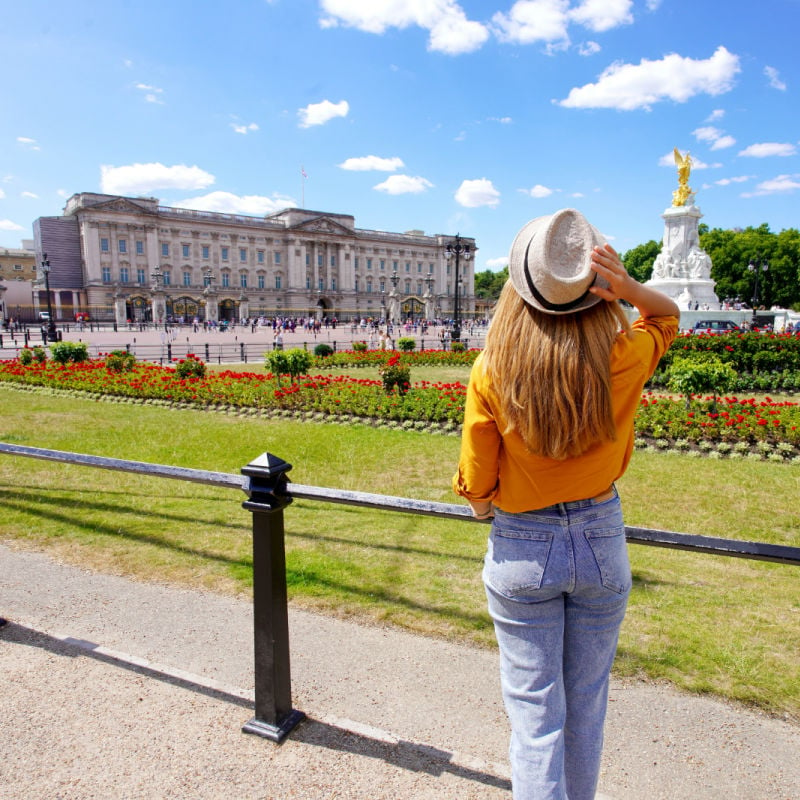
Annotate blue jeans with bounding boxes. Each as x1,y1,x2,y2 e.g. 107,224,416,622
483,489,630,800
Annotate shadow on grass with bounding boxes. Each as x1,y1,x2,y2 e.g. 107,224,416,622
0,487,491,630
2,622,510,792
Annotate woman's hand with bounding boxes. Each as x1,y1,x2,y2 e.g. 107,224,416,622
469,501,495,520
589,244,633,302
590,244,681,318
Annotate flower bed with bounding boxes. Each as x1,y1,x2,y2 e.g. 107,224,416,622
2,354,800,461
0,358,466,425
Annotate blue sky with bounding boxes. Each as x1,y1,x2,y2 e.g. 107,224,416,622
1,0,798,270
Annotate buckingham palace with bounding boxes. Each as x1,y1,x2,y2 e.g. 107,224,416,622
32,193,477,326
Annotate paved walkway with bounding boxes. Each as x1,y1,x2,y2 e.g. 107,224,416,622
0,322,487,364
1,542,798,799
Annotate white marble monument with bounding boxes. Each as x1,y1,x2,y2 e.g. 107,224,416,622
645,149,720,310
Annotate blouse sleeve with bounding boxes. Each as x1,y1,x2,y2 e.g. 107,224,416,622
630,314,679,375
452,358,502,504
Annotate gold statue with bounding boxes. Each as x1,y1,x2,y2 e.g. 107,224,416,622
672,148,693,207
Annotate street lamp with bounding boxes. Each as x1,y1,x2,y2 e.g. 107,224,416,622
445,235,470,342
748,258,769,325
40,253,57,340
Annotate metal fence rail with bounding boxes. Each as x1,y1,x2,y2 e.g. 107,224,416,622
1,442,798,744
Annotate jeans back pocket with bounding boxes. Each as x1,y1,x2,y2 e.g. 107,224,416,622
585,526,631,594
483,524,555,599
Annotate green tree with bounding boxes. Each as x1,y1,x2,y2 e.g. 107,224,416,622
622,240,661,283
474,266,508,301
699,223,800,309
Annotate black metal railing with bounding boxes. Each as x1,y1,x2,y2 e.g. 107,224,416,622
1,442,798,743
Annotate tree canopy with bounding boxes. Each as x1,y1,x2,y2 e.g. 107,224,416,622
621,223,800,311
474,266,508,302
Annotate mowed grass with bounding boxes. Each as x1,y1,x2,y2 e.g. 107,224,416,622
0,382,798,720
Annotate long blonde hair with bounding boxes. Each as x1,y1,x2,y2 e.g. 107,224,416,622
482,281,632,460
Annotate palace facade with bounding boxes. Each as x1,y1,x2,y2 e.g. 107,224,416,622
33,193,477,325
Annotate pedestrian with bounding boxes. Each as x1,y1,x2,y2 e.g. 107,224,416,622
452,209,679,800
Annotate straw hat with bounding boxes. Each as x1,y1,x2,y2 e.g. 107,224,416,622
508,208,610,315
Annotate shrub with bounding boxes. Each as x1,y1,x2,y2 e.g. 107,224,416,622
19,346,47,365
50,341,89,363
451,341,467,353
314,343,334,358
352,340,368,352
105,349,136,372
175,354,206,379
397,337,416,352
379,355,411,396
666,357,736,410
265,347,312,384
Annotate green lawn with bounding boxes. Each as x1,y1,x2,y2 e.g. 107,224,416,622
0,382,798,720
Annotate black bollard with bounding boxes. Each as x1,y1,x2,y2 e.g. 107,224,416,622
240,453,305,742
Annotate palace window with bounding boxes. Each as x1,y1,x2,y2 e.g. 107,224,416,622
100,238,109,252
162,271,172,286
221,247,229,261
258,275,265,289
221,272,230,288
240,273,247,288
136,240,144,255
202,245,210,259
118,239,127,254
162,243,169,257
120,267,129,283
101,267,111,283
240,248,247,263
182,244,190,258
183,271,192,287
137,268,146,284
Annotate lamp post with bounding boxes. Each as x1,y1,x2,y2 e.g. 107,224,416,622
389,264,399,328
748,258,769,326
445,235,470,342
40,253,57,340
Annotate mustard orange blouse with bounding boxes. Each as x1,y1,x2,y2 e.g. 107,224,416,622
452,315,679,513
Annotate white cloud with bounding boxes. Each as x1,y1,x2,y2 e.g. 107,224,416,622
693,126,735,150
738,142,797,158
320,0,489,55
486,256,509,270
455,178,500,207
339,155,405,171
558,46,740,110
569,0,633,33
100,163,215,195
298,99,349,128
57,189,70,198
17,136,40,151
493,0,572,46
522,184,555,198
373,175,434,194
741,174,800,198
488,116,513,124
173,191,295,215
0,188,4,199
710,135,735,150
714,176,752,186
231,122,259,134
0,219,24,231
764,66,787,91
706,109,725,122
21,191,39,199
578,40,601,56
135,83,165,104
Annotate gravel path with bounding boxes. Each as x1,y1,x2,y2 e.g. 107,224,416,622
2,541,798,799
